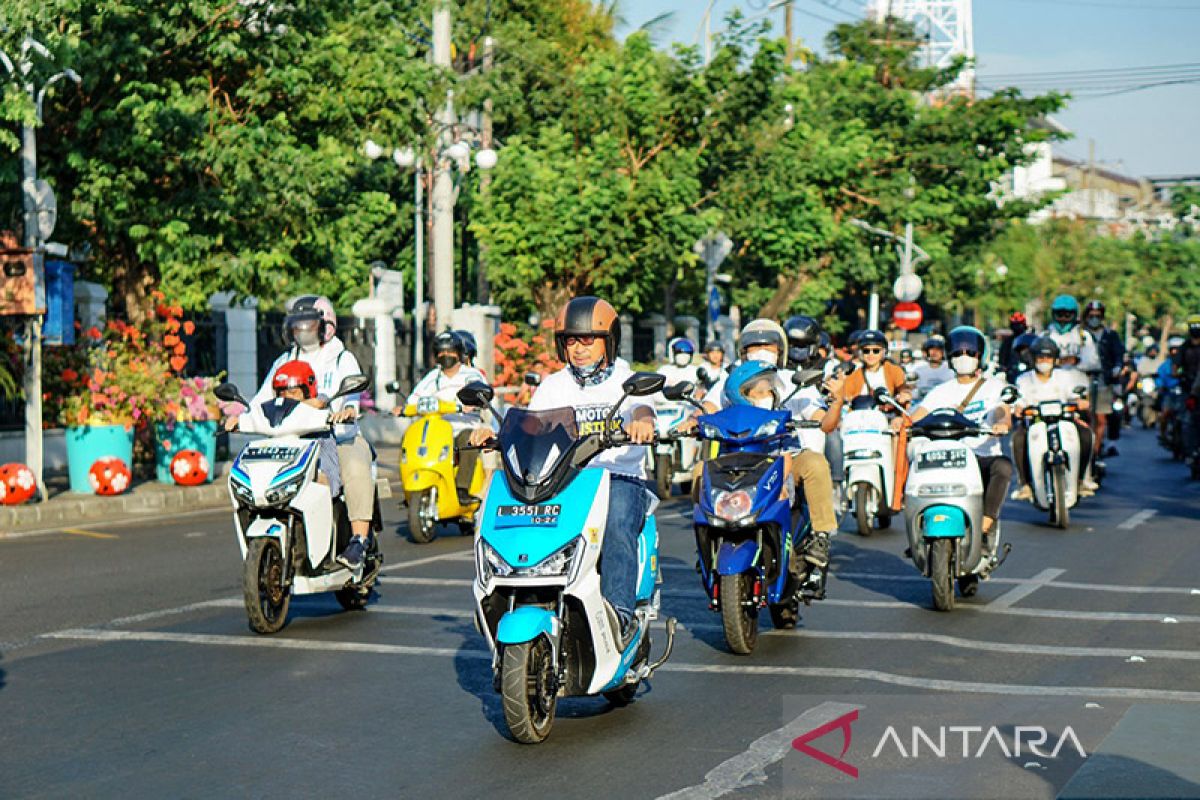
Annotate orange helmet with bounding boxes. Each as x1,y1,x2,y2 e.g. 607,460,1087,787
554,296,621,363
272,360,317,398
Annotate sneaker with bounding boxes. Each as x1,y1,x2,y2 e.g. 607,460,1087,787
1104,445,1119,458
336,537,367,571
801,531,831,569
1012,485,1033,501
604,600,637,651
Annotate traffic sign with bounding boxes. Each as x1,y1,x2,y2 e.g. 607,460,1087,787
893,301,923,331
893,273,923,303
708,287,722,323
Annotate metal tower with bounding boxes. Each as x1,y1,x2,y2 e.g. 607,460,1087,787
870,0,974,95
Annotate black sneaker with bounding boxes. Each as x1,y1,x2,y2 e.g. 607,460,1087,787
604,600,637,651
801,531,831,569
336,537,367,571
1104,445,1119,458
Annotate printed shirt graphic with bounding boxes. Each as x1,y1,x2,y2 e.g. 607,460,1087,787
917,376,1007,457
1015,369,1086,409
527,360,651,478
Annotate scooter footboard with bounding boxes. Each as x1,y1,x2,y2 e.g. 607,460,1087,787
496,606,561,645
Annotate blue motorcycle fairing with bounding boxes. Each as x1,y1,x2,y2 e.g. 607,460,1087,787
922,504,968,538
696,405,790,451
636,514,658,601
480,468,604,569
716,539,760,575
695,455,791,529
496,606,559,644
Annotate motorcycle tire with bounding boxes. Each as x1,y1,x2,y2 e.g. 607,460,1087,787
876,510,892,530
335,586,370,611
769,600,800,630
501,638,558,744
407,489,437,544
244,538,290,634
655,454,672,500
930,538,955,612
854,483,874,537
1052,465,1069,529
719,573,759,655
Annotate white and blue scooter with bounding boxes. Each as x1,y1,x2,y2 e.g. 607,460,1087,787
458,375,678,744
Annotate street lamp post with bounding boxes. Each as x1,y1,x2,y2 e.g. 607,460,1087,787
1,38,81,500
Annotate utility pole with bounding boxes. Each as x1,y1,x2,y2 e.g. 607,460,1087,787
476,34,494,305
784,1,794,62
413,164,425,378
430,2,455,332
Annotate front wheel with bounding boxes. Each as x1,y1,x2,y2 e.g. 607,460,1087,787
407,488,437,544
655,453,672,499
1051,465,1070,529
929,538,956,612
719,573,759,654
500,638,558,744
854,483,875,537
244,538,290,634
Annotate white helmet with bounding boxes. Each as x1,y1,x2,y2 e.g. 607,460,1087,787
738,319,788,369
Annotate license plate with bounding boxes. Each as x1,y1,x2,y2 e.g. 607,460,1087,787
496,504,561,525
917,449,967,471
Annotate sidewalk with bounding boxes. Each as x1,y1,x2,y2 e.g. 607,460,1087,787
1,446,401,535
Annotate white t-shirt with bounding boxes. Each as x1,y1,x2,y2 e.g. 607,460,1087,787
1045,327,1100,373
912,362,955,400
527,360,652,478
656,363,702,401
917,375,1009,457
254,339,362,443
785,385,827,452
406,365,490,432
1015,369,1086,408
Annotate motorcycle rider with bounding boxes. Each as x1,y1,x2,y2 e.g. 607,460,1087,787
840,329,911,422
697,340,728,391
1158,337,1186,442
242,295,375,570
470,296,655,648
912,335,954,402
455,329,479,367
908,326,1014,548
1010,337,1096,500
659,336,702,389
1006,332,1039,383
401,331,491,503
1177,314,1200,464
1082,300,1125,457
998,311,1028,376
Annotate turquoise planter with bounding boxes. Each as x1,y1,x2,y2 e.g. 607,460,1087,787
154,421,218,484
65,425,135,494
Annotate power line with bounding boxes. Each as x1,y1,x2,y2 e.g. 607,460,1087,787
995,0,1200,10
982,61,1200,80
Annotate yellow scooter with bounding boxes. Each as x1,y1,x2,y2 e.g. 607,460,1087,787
399,396,486,543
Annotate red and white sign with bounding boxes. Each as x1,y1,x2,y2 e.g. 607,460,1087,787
893,302,923,331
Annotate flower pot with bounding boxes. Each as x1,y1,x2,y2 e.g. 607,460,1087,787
66,424,135,494
154,421,218,484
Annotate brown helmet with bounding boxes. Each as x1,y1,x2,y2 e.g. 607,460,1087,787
554,296,621,363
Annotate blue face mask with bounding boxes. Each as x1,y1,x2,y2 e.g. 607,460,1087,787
1050,316,1076,334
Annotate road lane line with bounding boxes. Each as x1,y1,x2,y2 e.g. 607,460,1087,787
655,702,859,800
1117,509,1158,530
377,549,473,574
43,628,1200,703
988,567,1065,609
384,576,474,587
61,527,120,540
0,507,228,540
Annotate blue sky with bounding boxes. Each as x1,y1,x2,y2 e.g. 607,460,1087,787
623,0,1200,176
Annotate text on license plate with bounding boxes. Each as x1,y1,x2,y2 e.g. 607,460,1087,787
496,504,562,525
917,449,967,470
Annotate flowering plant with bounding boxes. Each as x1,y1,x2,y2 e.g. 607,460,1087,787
494,320,563,388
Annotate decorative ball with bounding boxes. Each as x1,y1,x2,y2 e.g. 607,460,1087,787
89,457,131,496
170,449,210,486
0,462,37,505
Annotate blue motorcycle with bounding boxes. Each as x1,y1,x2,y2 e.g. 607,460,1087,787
458,374,677,744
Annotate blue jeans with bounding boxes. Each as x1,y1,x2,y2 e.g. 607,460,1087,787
602,475,651,622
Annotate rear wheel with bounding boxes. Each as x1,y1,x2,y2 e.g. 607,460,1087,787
719,573,759,654
1051,465,1070,529
655,454,672,499
243,538,290,634
407,488,437,544
930,538,955,612
854,483,875,537
500,638,558,744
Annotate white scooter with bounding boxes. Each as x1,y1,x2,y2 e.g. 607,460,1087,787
1020,388,1087,529
649,397,701,498
886,388,1016,611
217,376,389,634
841,397,897,535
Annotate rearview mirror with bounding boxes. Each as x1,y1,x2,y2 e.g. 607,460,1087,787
524,372,542,388
872,386,890,403
835,361,858,377
1000,385,1020,404
696,366,710,384
385,380,402,394
793,368,825,389
622,372,666,397
334,374,371,399
457,382,495,408
1073,386,1088,397
214,382,247,407
663,381,694,401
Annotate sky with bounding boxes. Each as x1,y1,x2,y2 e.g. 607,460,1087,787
623,0,1200,177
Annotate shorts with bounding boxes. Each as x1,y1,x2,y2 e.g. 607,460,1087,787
1093,384,1114,415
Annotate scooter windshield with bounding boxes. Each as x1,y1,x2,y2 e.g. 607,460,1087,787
498,407,580,486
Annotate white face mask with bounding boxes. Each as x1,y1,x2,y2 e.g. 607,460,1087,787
951,354,979,376
746,348,776,365
673,353,691,367
751,396,776,410
1035,361,1054,375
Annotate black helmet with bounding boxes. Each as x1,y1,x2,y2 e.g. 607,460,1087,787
1012,332,1038,353
817,331,832,353
922,335,946,352
704,339,724,354
1084,300,1105,317
1030,336,1060,360
858,329,887,350
783,315,822,347
433,330,465,358
847,330,865,347
947,326,987,357
455,329,478,362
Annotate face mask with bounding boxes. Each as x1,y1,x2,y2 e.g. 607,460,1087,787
673,353,691,367
951,354,979,376
1035,361,1054,375
1086,316,1103,329
751,396,775,410
746,348,776,365
436,354,459,370
1051,317,1075,334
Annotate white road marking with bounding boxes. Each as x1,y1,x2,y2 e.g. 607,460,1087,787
988,568,1066,609
1117,509,1158,530
384,576,474,587
655,702,858,800
377,549,473,574
43,628,1200,703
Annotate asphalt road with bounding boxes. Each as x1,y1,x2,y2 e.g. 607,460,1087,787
2,428,1199,799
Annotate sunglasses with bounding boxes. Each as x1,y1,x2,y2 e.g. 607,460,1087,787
950,349,979,358
860,347,885,355
564,335,598,347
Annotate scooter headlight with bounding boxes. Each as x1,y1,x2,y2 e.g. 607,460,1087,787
515,541,579,578
713,489,756,524
264,473,306,506
917,483,968,497
478,541,513,577
231,476,255,506
847,449,883,460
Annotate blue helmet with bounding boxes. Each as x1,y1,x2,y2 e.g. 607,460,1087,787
668,337,696,356
723,361,781,408
947,325,989,361
1050,294,1079,333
